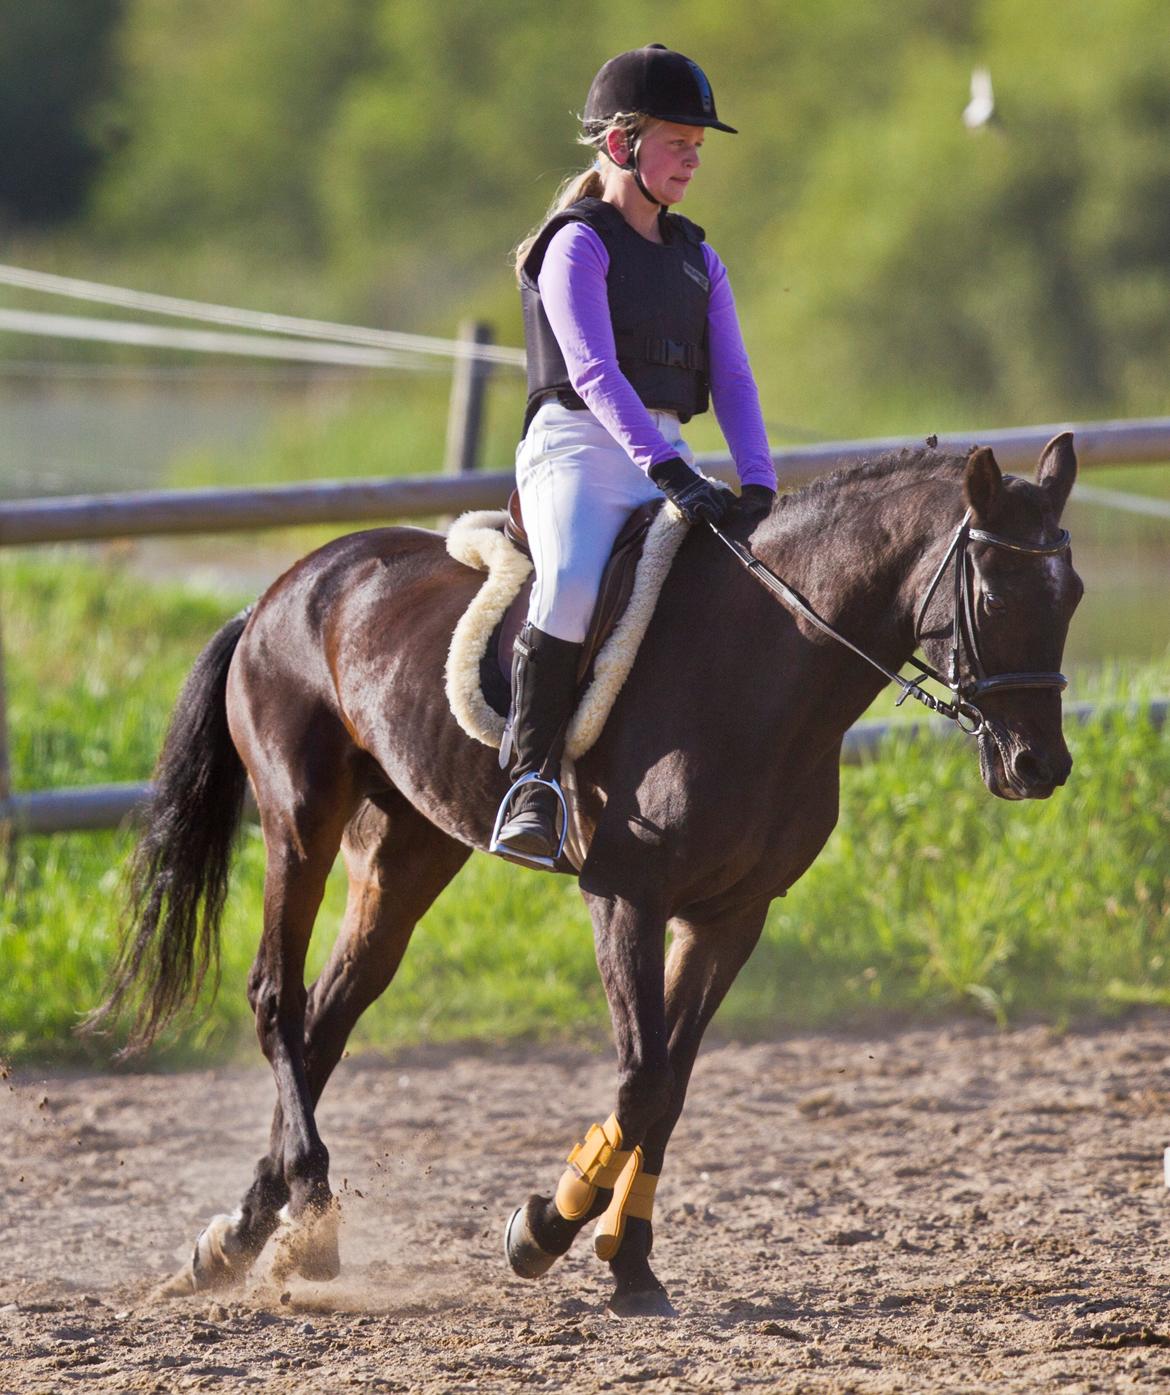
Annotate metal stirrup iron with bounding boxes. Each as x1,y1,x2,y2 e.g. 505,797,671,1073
489,771,570,870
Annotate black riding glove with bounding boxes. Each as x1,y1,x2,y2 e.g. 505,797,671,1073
648,456,729,526
733,484,777,524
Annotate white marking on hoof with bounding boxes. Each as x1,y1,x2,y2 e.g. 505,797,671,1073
190,1210,251,1292
154,1211,247,1299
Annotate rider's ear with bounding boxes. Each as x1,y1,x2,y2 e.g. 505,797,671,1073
963,446,1003,523
1036,431,1077,516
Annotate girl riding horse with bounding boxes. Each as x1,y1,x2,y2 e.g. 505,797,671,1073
493,44,778,864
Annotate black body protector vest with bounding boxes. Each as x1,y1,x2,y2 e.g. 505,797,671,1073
520,197,711,435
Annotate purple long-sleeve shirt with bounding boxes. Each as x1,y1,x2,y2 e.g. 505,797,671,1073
537,221,777,490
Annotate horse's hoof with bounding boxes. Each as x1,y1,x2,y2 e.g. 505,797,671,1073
504,1202,559,1280
187,1211,252,1292
152,1211,252,1299
607,1287,678,1319
269,1199,341,1284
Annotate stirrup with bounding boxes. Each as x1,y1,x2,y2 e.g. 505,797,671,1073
489,771,569,870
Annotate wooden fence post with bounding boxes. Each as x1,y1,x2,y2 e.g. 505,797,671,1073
444,320,495,476
0,601,13,862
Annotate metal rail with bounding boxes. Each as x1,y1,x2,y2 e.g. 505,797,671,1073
695,414,1170,479
2,414,1166,836
3,700,1164,836
3,415,1168,549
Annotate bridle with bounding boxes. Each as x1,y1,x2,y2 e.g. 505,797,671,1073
709,503,1072,739
910,511,1072,725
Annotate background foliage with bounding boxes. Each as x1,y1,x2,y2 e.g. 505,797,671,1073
3,0,1169,436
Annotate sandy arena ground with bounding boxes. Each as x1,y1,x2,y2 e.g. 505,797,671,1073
4,1019,1170,1394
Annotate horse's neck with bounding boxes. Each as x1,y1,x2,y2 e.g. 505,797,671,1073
755,477,959,718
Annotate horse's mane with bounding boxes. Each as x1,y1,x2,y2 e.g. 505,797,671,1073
777,446,965,521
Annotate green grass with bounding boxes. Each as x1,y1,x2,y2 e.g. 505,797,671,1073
1,551,1168,1065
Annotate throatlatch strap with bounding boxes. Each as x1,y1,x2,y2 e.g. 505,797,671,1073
594,1148,659,1260
554,1112,630,1221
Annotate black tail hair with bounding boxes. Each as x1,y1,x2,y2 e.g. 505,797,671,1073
86,609,251,1054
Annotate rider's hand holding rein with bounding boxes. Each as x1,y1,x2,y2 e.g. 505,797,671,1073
492,44,778,865
648,454,730,525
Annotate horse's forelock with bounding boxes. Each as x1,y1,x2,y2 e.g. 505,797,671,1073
998,472,1060,539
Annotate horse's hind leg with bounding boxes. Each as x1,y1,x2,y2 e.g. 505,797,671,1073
301,797,471,1096
189,793,469,1290
234,794,354,1272
164,744,355,1297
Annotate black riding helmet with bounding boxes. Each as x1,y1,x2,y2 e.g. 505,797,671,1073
584,44,736,207
584,44,737,134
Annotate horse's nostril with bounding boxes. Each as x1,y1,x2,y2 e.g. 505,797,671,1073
1011,751,1046,787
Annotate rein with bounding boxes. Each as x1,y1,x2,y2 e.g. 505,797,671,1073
708,507,1072,739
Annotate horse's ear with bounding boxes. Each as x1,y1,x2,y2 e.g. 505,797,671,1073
1036,431,1077,517
963,446,1003,522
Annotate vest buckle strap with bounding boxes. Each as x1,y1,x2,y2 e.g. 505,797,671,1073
616,336,706,372
649,338,704,371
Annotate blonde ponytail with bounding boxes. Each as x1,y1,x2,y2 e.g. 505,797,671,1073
512,112,648,282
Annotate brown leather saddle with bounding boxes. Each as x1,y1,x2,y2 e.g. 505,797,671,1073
477,490,662,719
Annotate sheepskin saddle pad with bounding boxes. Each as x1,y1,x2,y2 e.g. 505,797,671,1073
444,490,691,762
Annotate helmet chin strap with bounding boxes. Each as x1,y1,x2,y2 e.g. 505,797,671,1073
603,136,664,210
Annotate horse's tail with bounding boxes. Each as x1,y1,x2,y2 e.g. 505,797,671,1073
86,608,252,1055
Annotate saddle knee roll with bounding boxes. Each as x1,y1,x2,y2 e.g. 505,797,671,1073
554,1112,630,1221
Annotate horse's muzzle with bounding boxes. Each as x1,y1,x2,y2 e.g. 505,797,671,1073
979,722,1072,801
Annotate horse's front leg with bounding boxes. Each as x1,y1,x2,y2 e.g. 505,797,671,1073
605,897,769,1314
505,890,675,1305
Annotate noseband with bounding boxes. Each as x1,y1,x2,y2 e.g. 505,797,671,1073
710,506,1072,739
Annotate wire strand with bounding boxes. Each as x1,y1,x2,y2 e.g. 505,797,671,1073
0,263,526,369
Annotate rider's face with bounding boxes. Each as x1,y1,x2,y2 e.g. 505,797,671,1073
610,121,704,205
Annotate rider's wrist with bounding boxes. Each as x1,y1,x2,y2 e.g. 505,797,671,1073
648,456,695,492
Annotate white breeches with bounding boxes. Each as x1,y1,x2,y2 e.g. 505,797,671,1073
515,401,693,643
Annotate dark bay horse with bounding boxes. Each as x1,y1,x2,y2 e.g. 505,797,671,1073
97,434,1081,1315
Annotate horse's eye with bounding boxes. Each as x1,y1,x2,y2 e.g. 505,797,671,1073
983,591,1006,614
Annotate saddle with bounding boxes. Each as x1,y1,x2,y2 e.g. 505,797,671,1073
479,491,661,718
445,490,693,766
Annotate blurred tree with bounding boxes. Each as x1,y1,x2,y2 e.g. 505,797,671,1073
91,0,380,256
9,0,1170,429
0,0,124,225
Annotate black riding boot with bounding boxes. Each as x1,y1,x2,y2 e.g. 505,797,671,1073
493,622,583,863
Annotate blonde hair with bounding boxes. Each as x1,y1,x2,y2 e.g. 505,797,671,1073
512,112,649,281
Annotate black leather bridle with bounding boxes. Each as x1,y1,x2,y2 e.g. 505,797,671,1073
710,507,1072,738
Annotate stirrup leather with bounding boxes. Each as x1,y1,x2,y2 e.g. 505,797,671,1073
489,771,569,870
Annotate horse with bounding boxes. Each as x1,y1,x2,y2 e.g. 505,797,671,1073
94,432,1082,1316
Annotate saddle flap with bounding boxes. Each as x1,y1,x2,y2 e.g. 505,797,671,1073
504,491,531,559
